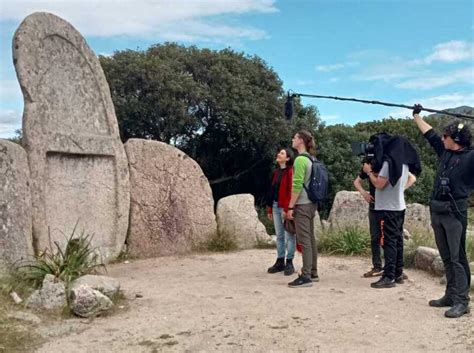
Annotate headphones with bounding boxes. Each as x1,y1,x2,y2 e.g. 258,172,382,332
451,123,464,143
446,122,465,143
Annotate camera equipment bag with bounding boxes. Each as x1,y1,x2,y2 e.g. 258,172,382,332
300,154,329,203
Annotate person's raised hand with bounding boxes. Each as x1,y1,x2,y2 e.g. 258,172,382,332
412,104,423,117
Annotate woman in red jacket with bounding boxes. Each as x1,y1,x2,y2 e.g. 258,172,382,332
267,148,295,275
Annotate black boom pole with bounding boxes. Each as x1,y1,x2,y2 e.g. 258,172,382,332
285,91,474,120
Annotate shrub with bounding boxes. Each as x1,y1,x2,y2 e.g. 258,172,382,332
319,227,370,256
403,231,436,268
257,206,275,235
18,224,105,288
207,231,238,252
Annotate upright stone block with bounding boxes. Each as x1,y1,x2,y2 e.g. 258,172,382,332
0,140,33,268
125,139,217,257
13,13,130,260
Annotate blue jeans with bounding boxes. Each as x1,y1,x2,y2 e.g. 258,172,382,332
273,201,295,260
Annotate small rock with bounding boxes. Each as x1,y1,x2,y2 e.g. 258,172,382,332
10,291,23,304
399,297,405,301
7,311,41,324
124,261,130,264
71,275,120,299
26,274,67,310
403,229,412,240
69,285,113,318
430,256,445,276
414,246,439,272
135,293,143,298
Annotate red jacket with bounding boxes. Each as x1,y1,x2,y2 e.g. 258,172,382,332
267,167,293,215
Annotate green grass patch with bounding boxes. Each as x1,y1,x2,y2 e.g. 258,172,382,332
318,227,370,256
206,231,238,252
403,230,437,268
0,281,42,353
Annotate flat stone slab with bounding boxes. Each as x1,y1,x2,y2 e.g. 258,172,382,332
125,139,217,257
13,12,130,261
0,140,33,269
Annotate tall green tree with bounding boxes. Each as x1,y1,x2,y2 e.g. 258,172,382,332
100,44,321,201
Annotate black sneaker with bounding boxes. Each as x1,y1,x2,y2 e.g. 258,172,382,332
284,260,295,276
268,258,285,274
444,304,470,318
370,276,396,289
429,296,453,308
288,275,313,288
363,268,383,278
311,274,320,282
395,274,407,284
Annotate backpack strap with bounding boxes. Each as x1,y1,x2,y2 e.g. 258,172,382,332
299,153,315,162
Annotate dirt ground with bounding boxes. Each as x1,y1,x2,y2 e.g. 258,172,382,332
35,249,473,352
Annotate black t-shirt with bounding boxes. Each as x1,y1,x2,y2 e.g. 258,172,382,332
272,168,286,202
359,169,376,210
424,129,474,203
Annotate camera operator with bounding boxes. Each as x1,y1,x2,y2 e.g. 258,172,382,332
355,159,416,279
361,132,421,289
413,104,474,318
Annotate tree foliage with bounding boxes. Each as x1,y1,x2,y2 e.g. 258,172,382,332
100,43,472,213
100,43,320,202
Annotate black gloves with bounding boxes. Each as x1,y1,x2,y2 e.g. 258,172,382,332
412,104,423,116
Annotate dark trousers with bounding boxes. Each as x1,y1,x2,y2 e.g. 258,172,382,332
369,209,382,270
431,210,471,305
379,210,405,280
294,203,318,279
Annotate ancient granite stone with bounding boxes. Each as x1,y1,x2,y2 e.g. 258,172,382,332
13,13,130,260
0,140,33,269
327,191,369,231
405,203,432,236
69,284,113,318
414,246,439,272
327,191,433,236
71,275,120,299
26,274,67,310
216,194,269,249
125,139,217,257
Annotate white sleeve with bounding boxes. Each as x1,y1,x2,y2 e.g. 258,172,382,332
378,161,389,178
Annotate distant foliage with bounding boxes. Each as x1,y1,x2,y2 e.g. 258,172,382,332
100,42,473,212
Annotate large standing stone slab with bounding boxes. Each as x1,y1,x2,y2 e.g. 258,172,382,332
13,13,130,261
405,203,433,236
327,191,369,231
0,140,33,269
125,139,217,257
216,194,269,249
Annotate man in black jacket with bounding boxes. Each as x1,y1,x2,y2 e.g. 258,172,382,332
413,104,474,318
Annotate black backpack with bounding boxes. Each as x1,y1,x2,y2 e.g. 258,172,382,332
300,154,329,203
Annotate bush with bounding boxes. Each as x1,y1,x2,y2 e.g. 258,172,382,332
17,224,105,288
207,231,238,252
319,227,370,256
257,206,275,235
403,231,437,268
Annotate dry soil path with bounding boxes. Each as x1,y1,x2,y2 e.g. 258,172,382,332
37,249,473,352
